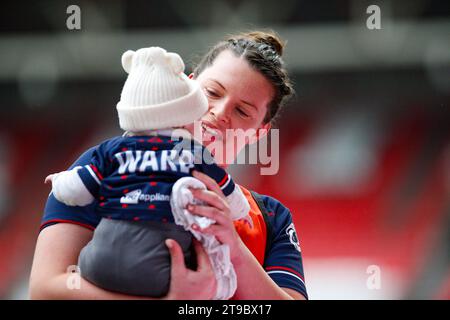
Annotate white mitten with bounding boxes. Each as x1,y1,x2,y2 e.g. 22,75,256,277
49,166,94,206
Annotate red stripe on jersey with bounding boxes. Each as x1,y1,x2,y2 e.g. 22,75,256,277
90,164,104,180
217,174,229,187
40,219,96,231
265,266,305,281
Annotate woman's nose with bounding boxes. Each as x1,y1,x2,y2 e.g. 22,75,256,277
210,101,231,127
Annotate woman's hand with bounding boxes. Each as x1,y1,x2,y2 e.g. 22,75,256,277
186,170,246,263
164,238,217,300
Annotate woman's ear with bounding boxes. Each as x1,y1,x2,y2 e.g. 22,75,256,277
248,122,271,145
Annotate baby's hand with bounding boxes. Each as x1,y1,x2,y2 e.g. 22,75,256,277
44,174,56,184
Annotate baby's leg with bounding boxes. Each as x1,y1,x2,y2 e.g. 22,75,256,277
78,218,193,297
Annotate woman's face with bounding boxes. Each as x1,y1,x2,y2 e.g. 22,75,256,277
190,50,274,164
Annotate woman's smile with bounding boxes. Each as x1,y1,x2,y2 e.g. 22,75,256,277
201,120,223,142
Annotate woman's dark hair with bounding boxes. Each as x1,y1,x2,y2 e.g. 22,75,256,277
193,30,294,125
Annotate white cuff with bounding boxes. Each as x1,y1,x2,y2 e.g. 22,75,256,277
51,167,95,206
226,185,252,228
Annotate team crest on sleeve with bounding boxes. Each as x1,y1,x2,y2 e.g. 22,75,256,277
286,223,301,252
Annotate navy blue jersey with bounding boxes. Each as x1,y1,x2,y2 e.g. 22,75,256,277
73,134,234,222
41,143,308,299
260,195,308,299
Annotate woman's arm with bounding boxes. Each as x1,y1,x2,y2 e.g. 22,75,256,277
231,240,306,300
29,223,155,299
189,171,305,300
29,223,217,300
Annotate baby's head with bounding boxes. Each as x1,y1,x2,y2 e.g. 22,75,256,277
117,47,207,133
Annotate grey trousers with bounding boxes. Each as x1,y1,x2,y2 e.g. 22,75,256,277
78,218,194,297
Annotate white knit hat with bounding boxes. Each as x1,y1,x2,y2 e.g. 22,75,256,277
116,47,208,131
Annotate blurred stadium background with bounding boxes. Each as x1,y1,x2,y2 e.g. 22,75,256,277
0,0,449,299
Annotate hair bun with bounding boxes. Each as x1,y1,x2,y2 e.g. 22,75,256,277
244,31,285,56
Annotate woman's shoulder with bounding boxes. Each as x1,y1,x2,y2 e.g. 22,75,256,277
249,191,295,232
252,191,292,216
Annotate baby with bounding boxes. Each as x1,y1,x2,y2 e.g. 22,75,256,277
45,47,251,299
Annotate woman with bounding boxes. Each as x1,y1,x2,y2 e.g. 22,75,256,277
29,30,308,300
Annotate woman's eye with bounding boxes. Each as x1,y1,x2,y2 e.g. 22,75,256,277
236,107,249,118
205,88,219,98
